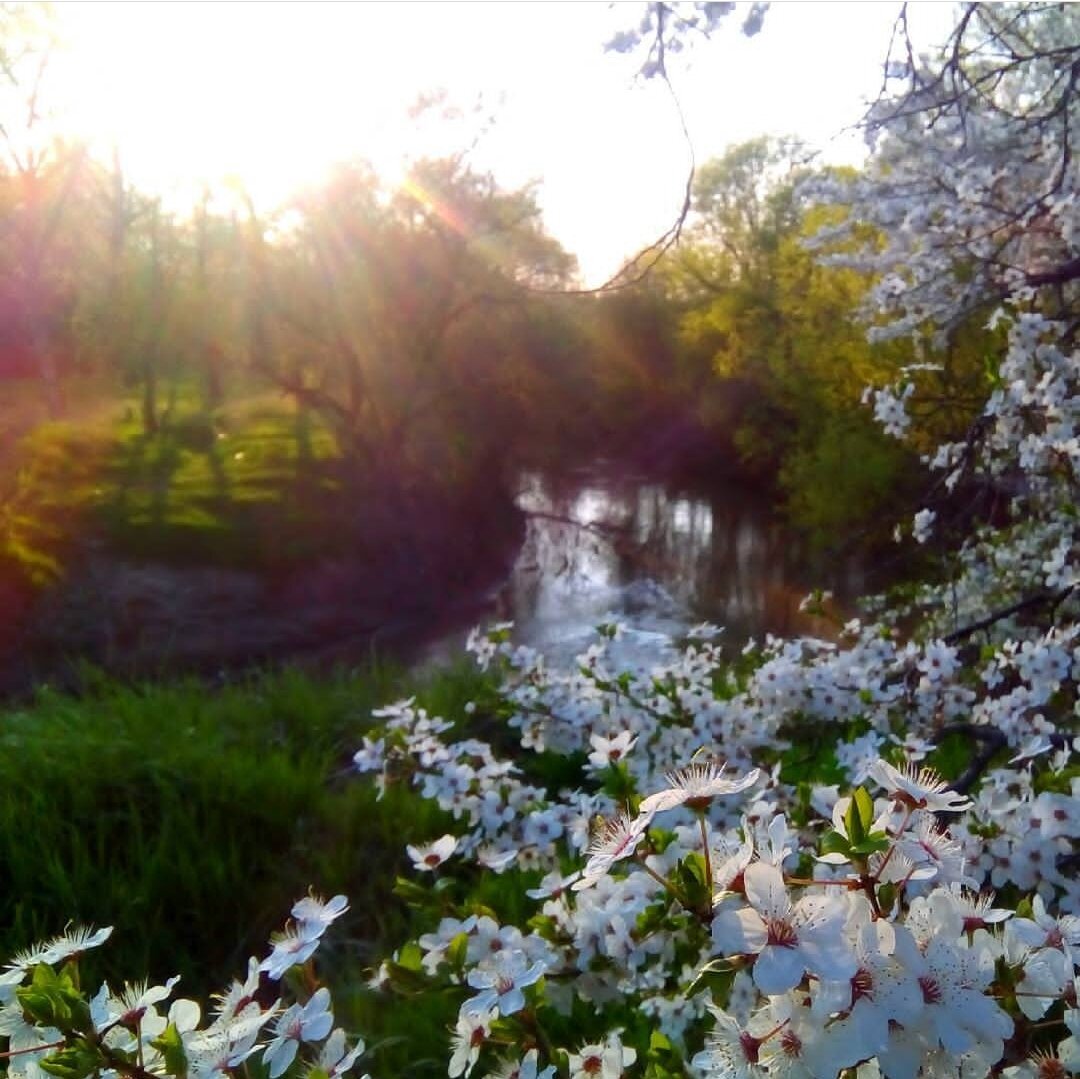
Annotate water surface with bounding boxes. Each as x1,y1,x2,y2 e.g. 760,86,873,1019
425,468,870,669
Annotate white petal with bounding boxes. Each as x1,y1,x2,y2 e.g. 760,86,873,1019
744,862,791,920
753,944,806,994
712,905,766,956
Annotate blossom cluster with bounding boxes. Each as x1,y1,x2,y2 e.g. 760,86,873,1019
0,896,364,1079
10,8,1080,1079
357,605,1078,1079
355,14,1080,1073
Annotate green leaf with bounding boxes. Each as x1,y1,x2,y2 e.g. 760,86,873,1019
397,942,424,972
392,877,435,907
675,853,711,912
40,1042,102,1079
819,829,852,858
526,914,559,939
17,967,91,1034
384,960,431,995
843,789,867,845
446,932,469,972
150,1024,188,1078
849,831,890,856
678,852,707,887
683,958,736,998
876,882,897,914
853,787,875,832
635,900,670,937
602,761,637,803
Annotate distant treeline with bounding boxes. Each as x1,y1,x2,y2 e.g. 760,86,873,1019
3,127,996,563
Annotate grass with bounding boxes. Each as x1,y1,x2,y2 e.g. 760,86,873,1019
0,421,115,585
0,392,350,588
0,660,491,997
100,397,347,568
98,395,345,565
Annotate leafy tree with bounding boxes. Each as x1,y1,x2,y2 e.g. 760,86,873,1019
662,140,915,536
245,156,576,489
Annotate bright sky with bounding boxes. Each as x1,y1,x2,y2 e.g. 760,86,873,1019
49,1,958,284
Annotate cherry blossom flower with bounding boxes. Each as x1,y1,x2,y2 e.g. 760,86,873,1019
0,999,64,1079
912,509,936,544
263,988,334,1078
712,861,855,994
1004,1048,1074,1079
812,917,922,1073
407,834,458,872
640,761,760,815
313,1028,367,1079
485,1048,555,1079
868,761,972,814
567,1032,636,1079
525,869,581,899
902,935,1013,1061
1008,894,1080,954
892,815,972,887
89,976,181,1038
586,731,637,771
691,1007,765,1079
185,1004,276,1079
943,887,1013,934
260,928,321,981
463,952,546,1017
711,829,756,896
7,926,113,972
291,895,349,935
211,958,264,1024
572,810,654,891
448,1007,496,1078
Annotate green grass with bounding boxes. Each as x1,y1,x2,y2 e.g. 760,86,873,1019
0,660,490,997
0,395,352,587
98,398,346,568
0,421,114,584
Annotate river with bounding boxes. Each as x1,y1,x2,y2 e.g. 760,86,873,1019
421,466,875,670
0,462,879,696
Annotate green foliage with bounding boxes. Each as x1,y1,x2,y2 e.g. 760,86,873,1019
18,965,93,1034
663,140,994,543
0,398,350,586
0,422,113,585
779,412,916,547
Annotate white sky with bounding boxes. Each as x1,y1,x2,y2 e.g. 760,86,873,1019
47,1,958,284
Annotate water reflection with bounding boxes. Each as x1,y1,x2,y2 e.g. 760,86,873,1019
419,469,870,671
487,471,868,668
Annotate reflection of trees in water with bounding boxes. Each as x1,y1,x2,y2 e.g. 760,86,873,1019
501,472,867,649
508,484,620,623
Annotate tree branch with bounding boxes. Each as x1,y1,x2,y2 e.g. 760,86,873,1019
942,584,1077,645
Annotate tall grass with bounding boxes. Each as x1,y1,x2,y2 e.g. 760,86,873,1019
0,661,488,996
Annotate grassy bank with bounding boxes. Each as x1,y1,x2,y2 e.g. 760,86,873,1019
0,395,525,693
0,395,344,587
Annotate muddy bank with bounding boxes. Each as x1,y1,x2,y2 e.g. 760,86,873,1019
0,490,524,698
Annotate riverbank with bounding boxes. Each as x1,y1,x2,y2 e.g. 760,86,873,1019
0,401,526,699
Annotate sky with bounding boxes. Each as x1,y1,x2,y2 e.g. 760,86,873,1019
46,1,959,285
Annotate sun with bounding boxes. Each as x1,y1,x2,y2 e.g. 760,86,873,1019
50,3,428,211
